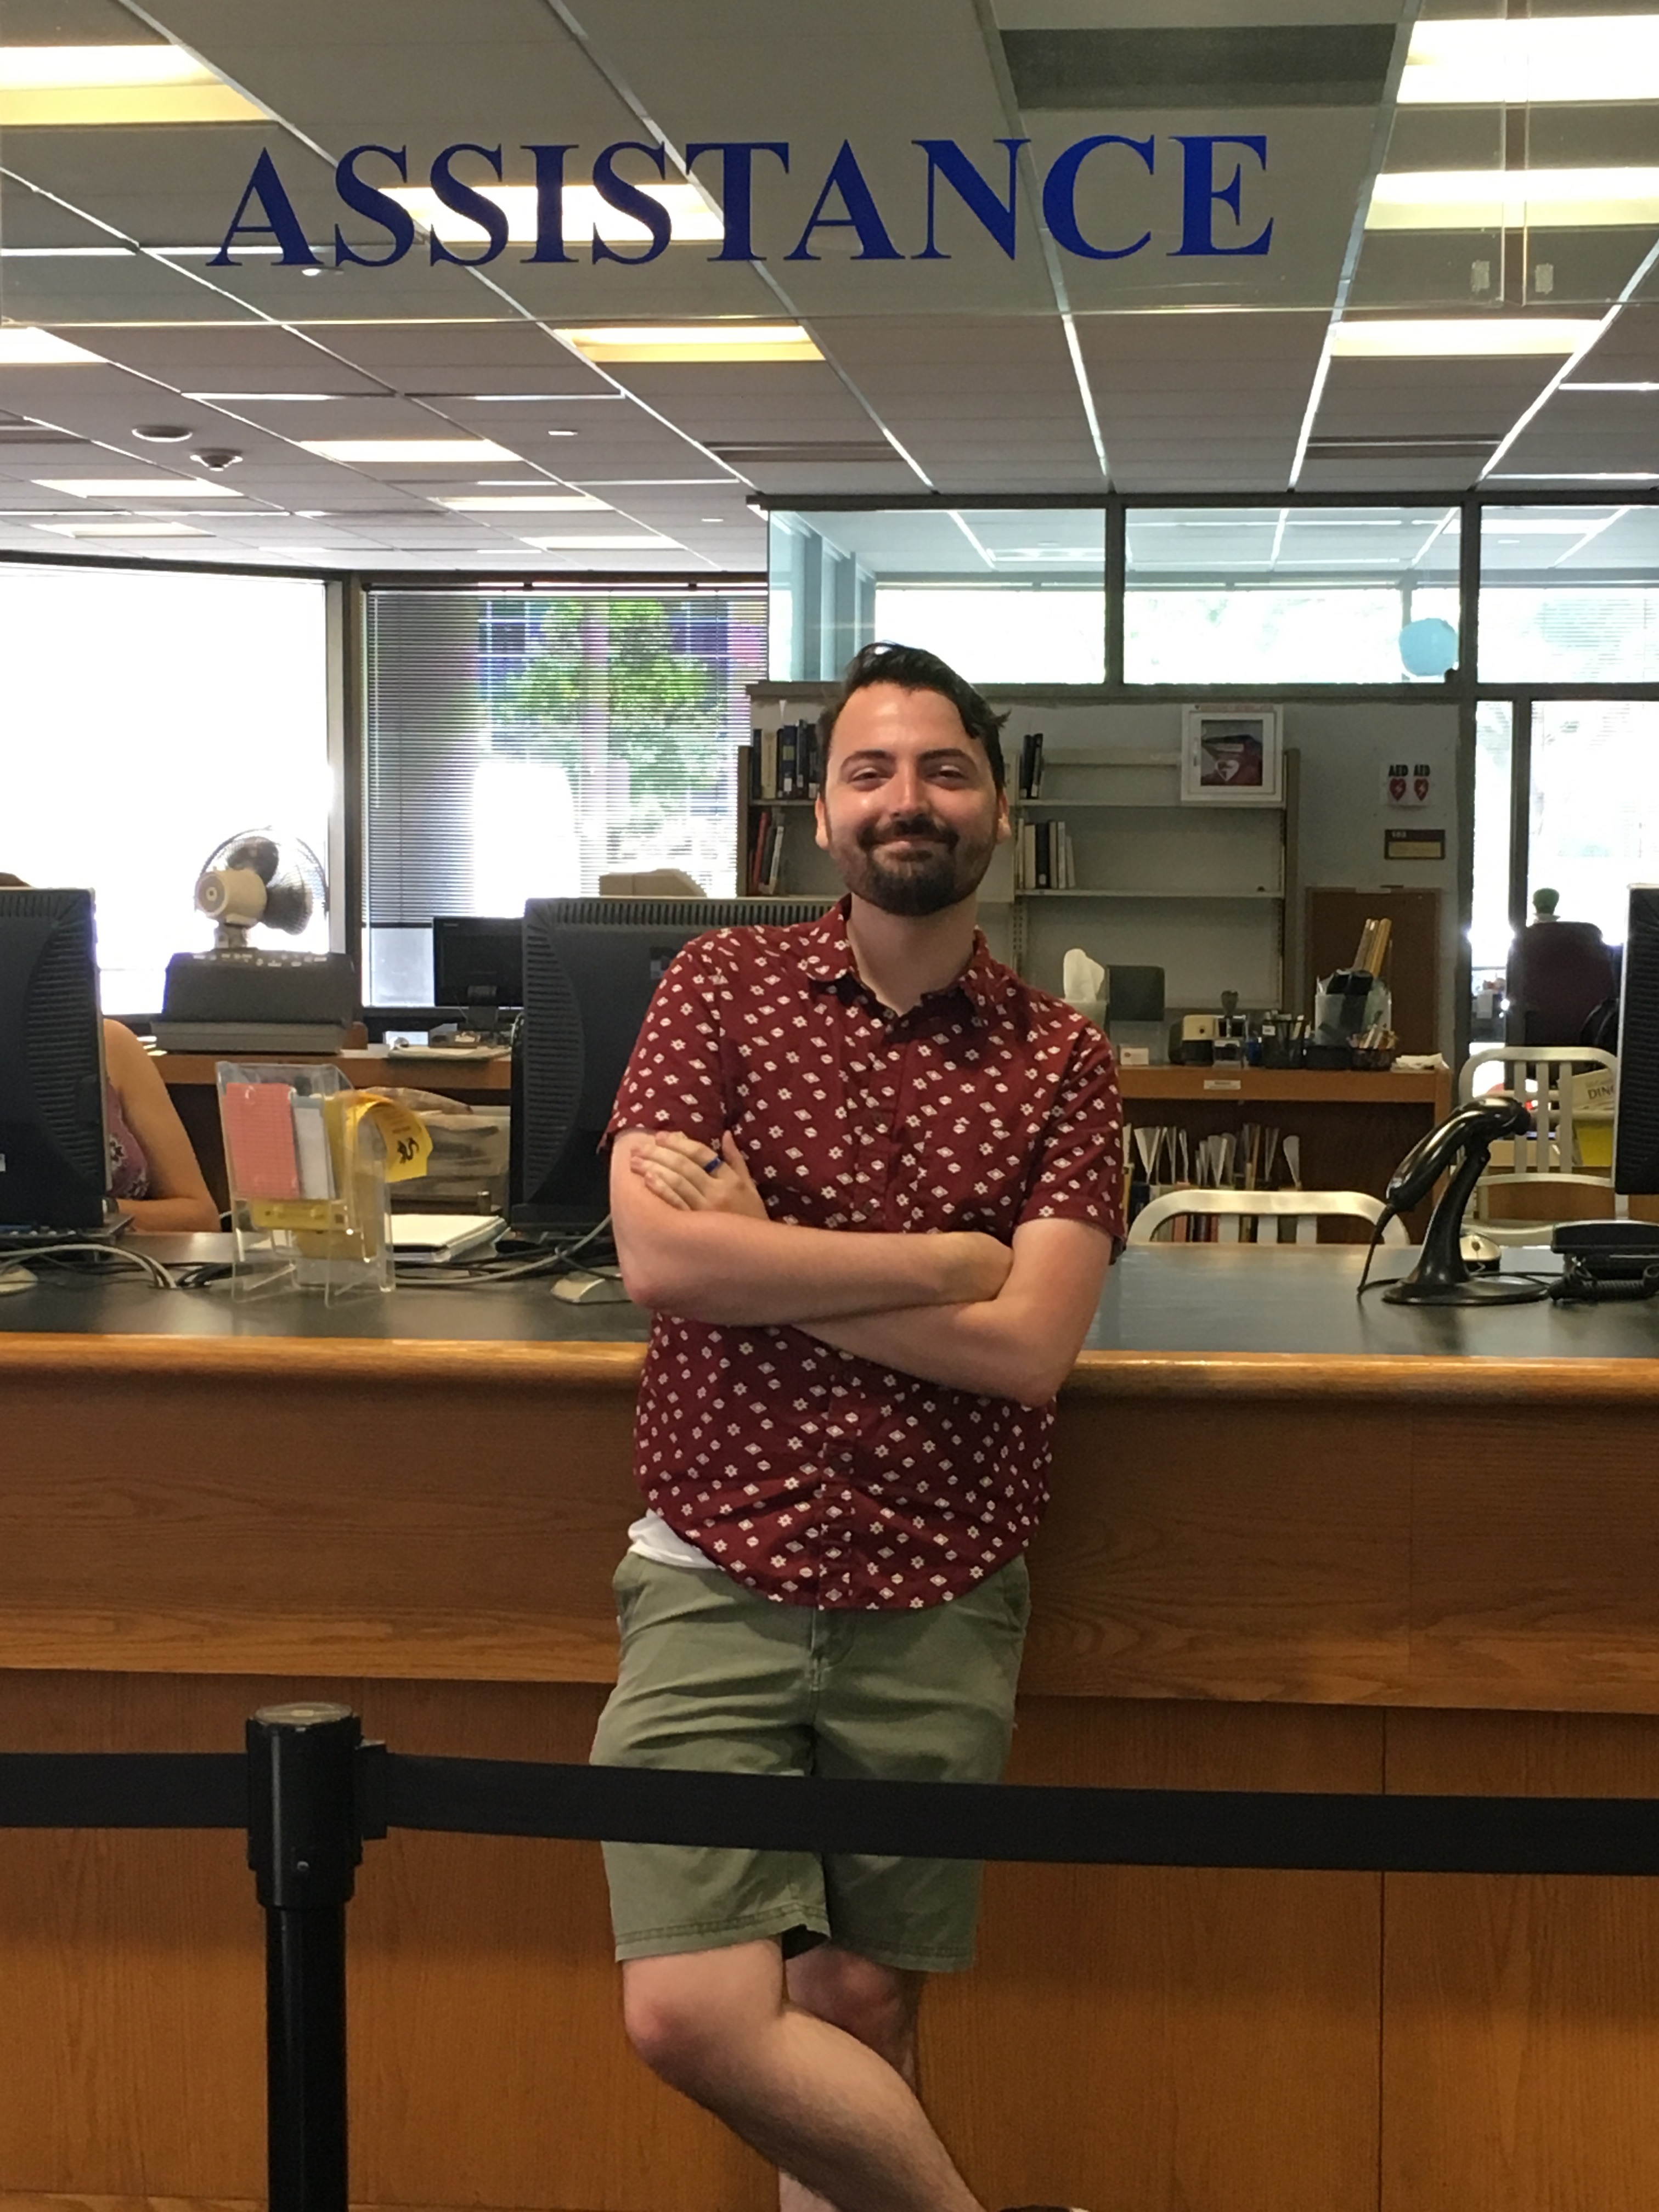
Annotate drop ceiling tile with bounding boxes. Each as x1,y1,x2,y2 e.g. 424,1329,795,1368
1313,355,1558,440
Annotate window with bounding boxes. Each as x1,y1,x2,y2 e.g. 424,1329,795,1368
1125,506,1461,683
1480,506,1659,682
1,562,331,1014
1471,701,1514,978
364,589,765,1004
769,508,1105,684
1529,701,1659,944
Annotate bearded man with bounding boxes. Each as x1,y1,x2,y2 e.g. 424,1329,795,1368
597,640,1124,2212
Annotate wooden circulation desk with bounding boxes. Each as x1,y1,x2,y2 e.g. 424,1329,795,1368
1,1245,1655,2212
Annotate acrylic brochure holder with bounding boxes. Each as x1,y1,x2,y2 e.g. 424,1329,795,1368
217,1063,432,1301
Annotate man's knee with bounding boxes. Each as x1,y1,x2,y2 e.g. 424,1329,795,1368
620,1944,778,2097
787,1946,922,2068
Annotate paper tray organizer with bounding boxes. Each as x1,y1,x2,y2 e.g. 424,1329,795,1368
217,1062,432,1301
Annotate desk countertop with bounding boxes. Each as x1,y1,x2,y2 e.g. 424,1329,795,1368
3,1242,1657,1374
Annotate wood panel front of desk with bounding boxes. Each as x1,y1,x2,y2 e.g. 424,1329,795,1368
1,1335,1657,2212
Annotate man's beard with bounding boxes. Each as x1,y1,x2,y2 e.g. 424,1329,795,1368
831,809,997,918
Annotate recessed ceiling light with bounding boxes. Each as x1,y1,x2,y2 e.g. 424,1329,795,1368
0,328,104,366
1400,17,1659,106
0,44,264,126
701,517,726,523
298,439,520,464
387,183,721,250
437,494,611,511
519,532,681,550
132,424,194,443
185,391,362,402
555,324,821,364
1330,319,1599,357
35,476,243,498
1563,381,1659,393
35,520,208,537
1368,167,1659,232
0,245,131,259
476,478,556,487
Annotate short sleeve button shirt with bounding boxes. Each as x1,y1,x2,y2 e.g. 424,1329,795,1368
607,899,1124,1611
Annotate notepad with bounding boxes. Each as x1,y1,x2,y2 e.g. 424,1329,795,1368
221,1083,301,1200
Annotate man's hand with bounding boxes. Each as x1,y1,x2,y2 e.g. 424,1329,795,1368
611,1127,1014,1326
630,1130,769,1220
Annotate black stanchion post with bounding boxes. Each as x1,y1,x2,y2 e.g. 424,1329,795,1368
247,1703,365,2212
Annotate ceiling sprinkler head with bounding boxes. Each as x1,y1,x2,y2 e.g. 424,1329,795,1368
191,447,244,471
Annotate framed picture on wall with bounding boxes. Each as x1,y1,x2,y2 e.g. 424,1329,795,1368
1181,706,1284,804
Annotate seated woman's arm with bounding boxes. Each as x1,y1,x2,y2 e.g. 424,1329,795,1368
101,1020,220,1233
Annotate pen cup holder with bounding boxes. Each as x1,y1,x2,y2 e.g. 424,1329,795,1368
217,1063,430,1302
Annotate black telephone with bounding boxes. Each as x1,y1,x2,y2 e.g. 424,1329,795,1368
1549,1218,1659,1302
1365,1097,1548,1306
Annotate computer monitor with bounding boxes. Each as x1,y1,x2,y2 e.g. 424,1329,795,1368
513,896,830,1235
1615,884,1659,1194
0,887,110,1234
432,915,524,1037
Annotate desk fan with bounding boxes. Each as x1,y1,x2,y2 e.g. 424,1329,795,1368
155,830,357,1052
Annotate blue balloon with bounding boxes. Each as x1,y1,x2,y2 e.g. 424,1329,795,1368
1399,616,1459,678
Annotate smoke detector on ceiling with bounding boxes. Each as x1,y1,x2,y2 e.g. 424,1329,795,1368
191,447,244,471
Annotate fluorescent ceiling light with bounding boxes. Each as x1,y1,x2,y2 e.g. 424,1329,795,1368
0,44,264,125
1400,16,1659,106
556,324,821,364
437,494,610,511
1564,381,1659,393
1487,517,1610,534
297,439,518,464
1369,168,1659,232
387,183,721,250
1330,319,1599,358
0,327,104,365
36,520,207,537
185,392,354,403
36,476,242,498
157,245,283,259
519,533,681,550
0,246,131,259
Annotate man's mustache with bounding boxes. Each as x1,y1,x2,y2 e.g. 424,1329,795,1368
861,816,957,850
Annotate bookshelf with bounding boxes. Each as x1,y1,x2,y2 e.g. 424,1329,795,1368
740,692,1299,1015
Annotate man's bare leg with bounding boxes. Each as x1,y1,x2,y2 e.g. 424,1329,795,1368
622,1939,980,2212
780,1944,924,2212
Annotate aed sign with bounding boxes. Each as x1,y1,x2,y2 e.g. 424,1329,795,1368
210,134,1276,270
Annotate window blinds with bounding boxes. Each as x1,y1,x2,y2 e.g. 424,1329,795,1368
364,588,766,1003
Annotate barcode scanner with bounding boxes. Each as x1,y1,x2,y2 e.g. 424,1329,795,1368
1360,1097,1549,1306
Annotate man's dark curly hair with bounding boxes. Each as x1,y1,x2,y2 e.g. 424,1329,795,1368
817,641,1007,794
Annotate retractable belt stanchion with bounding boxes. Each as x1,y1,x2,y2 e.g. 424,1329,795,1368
246,1703,369,2212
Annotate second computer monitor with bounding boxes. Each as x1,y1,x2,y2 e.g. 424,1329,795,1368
514,896,830,1234
432,915,525,1036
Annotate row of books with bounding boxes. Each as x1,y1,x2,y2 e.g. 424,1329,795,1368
748,723,821,802
744,806,787,894
1016,817,1076,891
1016,730,1046,799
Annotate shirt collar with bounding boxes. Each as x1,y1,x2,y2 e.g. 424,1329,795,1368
797,896,1020,1030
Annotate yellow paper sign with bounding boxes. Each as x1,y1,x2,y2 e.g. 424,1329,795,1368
338,1093,433,1182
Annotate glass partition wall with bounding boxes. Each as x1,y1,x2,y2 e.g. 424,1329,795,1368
760,490,1659,1055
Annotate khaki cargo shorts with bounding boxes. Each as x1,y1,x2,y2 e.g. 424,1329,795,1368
590,1550,1031,1974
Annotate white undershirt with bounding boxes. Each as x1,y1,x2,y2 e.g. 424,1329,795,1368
627,1508,721,1571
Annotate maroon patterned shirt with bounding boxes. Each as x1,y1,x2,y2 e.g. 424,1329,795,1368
607,899,1124,1610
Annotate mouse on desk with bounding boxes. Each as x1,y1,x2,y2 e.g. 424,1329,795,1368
552,1268,634,1306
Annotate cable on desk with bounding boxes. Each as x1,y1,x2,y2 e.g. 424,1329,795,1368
0,1241,178,1292
391,1213,618,1290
